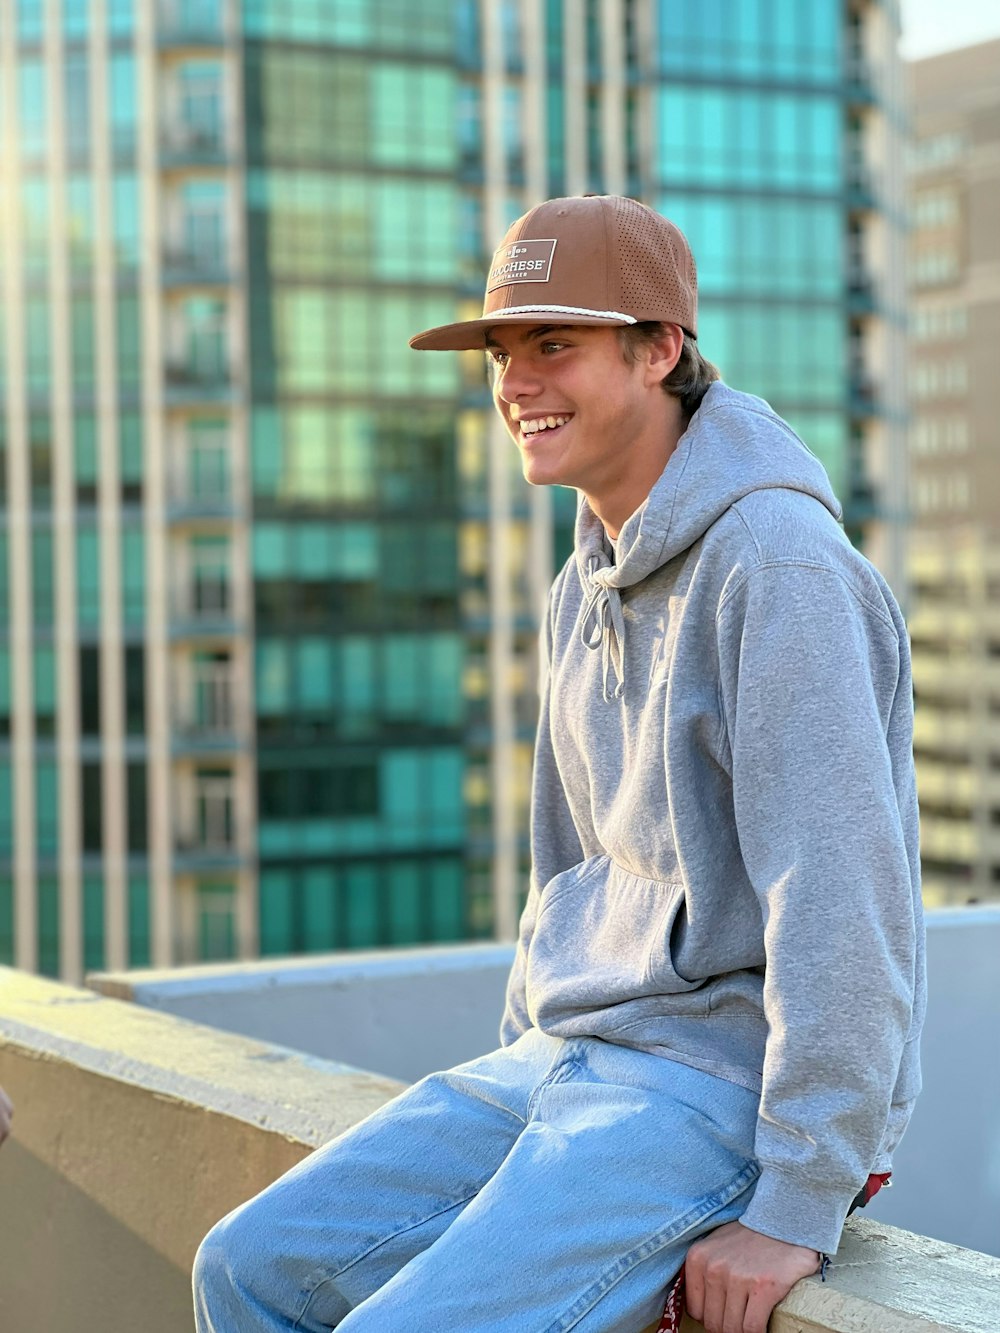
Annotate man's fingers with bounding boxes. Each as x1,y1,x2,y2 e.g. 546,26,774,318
700,1270,729,1333
684,1252,705,1322
721,1283,749,1333
743,1280,784,1333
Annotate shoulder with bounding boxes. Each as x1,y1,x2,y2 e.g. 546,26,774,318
708,491,900,632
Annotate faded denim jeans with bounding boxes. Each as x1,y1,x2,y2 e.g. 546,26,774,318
193,1028,760,1333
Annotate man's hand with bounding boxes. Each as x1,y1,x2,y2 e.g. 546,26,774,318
0,1085,12,1146
684,1220,821,1333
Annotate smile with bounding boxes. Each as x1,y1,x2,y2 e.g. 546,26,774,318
520,415,572,435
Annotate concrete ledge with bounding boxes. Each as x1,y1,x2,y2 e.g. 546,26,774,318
0,966,403,1333
3,965,999,1333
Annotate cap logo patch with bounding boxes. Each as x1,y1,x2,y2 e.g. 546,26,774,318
487,238,557,292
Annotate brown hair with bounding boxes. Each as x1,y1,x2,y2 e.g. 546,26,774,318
618,322,720,420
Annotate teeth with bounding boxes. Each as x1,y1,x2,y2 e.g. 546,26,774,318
521,416,570,435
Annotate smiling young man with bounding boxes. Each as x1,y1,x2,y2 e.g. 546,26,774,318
193,196,924,1333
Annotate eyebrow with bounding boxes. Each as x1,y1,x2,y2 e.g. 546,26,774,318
484,324,574,351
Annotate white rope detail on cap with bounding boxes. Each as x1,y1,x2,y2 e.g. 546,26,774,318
491,304,637,323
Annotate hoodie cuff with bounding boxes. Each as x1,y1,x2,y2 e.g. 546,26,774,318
738,1167,853,1256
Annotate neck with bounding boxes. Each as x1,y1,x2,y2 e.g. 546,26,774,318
590,399,688,540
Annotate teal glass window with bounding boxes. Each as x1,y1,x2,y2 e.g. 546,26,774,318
260,869,295,955
660,195,842,299
129,874,150,967
64,0,88,36
343,864,379,947
658,0,840,82
114,175,140,272
18,59,46,160
697,302,846,408
108,0,133,34
117,295,141,388
127,762,147,853
84,873,105,972
256,638,291,715
65,54,91,159
125,646,145,734
68,177,94,276
121,527,144,626
23,179,49,279
658,88,841,191
75,414,98,499
38,875,59,977
198,882,235,961
0,762,11,855
77,527,101,629
273,290,459,398
26,296,51,394
301,866,337,951
0,535,8,629
35,644,56,738
0,648,9,738
120,412,143,497
82,761,102,852
32,528,54,625
0,875,12,966
17,0,44,40
72,298,95,394
109,53,136,156
36,759,58,856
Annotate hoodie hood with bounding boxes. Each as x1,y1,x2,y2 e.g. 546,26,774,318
575,382,843,701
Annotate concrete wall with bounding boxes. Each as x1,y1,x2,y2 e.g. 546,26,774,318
91,909,1000,1259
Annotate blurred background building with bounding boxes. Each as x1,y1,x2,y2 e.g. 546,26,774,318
906,38,1000,906
0,0,907,979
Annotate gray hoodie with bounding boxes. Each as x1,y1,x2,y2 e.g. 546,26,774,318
500,381,925,1256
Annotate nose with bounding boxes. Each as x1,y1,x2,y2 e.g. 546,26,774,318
494,354,543,405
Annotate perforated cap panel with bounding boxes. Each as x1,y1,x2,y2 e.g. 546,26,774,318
613,197,697,334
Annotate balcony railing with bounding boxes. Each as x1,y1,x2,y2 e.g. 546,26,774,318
175,661,237,735
162,246,230,287
160,123,228,165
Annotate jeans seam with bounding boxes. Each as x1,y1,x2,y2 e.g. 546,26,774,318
292,1189,481,1330
525,1039,584,1121
542,1158,761,1333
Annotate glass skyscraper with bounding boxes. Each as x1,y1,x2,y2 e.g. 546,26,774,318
0,0,905,978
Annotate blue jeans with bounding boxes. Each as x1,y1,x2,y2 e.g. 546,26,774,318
193,1029,760,1333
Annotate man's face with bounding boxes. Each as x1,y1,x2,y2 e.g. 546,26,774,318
486,323,665,496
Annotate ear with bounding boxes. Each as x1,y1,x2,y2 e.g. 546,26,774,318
640,323,684,388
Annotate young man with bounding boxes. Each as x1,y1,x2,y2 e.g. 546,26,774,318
194,196,924,1333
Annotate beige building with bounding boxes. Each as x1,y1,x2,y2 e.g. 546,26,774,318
906,38,1000,905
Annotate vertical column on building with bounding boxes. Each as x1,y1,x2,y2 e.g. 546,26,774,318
562,0,587,195
134,0,174,965
520,0,554,627
89,0,129,971
599,0,627,196
633,0,656,195
481,0,519,940
226,0,259,958
0,0,39,972
875,2,909,605
45,0,85,981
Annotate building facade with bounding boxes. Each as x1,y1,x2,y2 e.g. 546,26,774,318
906,38,1000,906
0,0,906,978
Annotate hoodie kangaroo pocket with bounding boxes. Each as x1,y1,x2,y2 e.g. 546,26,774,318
525,856,710,1030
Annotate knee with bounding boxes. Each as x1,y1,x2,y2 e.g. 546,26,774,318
193,1204,262,1319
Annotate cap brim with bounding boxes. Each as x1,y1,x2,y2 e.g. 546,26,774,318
408,310,633,351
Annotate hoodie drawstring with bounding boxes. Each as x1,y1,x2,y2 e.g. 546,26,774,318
580,561,626,703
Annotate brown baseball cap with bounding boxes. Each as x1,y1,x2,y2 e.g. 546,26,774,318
409,194,698,351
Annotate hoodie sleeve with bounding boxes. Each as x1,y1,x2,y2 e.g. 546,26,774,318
715,560,918,1255
500,573,585,1046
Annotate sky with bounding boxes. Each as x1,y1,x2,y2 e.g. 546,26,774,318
899,0,1000,59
